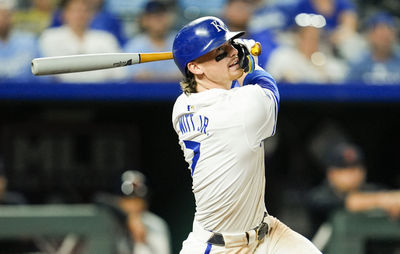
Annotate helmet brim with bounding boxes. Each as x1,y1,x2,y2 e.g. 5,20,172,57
227,31,245,42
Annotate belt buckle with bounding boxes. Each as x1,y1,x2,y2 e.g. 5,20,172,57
207,233,225,246
256,222,268,241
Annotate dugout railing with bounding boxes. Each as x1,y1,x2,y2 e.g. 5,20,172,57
0,204,129,254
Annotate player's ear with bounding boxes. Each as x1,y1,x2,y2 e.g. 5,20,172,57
187,62,203,75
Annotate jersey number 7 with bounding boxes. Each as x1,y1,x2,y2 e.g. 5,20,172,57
183,140,200,176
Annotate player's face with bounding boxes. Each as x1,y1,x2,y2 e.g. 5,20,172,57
192,42,244,89
327,166,365,192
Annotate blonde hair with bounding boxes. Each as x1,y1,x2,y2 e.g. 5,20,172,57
180,72,197,94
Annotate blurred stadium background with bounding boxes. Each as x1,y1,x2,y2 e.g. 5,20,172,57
0,0,399,253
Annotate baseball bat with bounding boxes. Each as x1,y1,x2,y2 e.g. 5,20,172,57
31,52,173,76
31,43,262,76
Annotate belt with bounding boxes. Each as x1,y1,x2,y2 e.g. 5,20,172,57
204,213,269,247
207,221,269,246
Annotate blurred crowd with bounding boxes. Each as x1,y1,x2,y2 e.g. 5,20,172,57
0,0,399,84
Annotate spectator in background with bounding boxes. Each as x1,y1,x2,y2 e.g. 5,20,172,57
39,0,126,83
85,0,126,46
117,170,171,254
222,0,278,69
0,158,26,205
103,0,148,17
266,14,347,83
101,0,149,39
12,0,57,36
0,0,41,83
292,0,366,61
50,0,126,46
305,141,400,249
346,12,400,84
249,0,299,34
123,1,180,81
251,0,367,62
177,0,226,25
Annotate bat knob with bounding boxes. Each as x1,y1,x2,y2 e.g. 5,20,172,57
31,59,39,75
251,42,262,56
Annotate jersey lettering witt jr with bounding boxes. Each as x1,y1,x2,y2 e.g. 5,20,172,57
172,69,279,233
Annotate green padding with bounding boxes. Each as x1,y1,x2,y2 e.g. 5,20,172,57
326,209,400,254
0,204,127,254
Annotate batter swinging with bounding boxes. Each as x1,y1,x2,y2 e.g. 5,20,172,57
172,16,322,254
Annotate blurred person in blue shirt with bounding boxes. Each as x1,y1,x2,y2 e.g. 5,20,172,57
249,0,301,33
177,0,226,25
222,0,278,69
123,1,180,81
101,0,148,39
346,12,400,85
291,0,357,32
50,0,126,46
86,0,126,46
0,0,41,83
251,0,366,62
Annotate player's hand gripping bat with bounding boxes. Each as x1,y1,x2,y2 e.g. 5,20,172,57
31,43,262,76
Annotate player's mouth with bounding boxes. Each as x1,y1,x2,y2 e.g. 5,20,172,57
229,59,239,69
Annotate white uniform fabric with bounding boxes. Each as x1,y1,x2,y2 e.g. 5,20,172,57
181,215,322,254
39,26,126,83
172,69,322,254
172,84,278,233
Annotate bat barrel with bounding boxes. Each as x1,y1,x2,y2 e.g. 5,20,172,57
31,53,141,76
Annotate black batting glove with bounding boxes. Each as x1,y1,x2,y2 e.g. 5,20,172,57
231,39,258,73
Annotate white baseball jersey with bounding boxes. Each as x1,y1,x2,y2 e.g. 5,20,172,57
172,70,279,233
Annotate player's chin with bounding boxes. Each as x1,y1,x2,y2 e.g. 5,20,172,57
229,67,244,80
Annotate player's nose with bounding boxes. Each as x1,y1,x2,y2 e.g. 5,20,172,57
228,44,238,58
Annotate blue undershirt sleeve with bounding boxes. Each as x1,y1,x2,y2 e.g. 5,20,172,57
243,69,280,106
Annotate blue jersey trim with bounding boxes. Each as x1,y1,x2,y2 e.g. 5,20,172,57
243,70,280,106
183,140,201,176
204,243,212,254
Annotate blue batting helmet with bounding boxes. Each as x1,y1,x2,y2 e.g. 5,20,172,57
172,16,245,76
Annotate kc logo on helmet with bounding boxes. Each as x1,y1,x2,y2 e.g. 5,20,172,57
211,20,228,32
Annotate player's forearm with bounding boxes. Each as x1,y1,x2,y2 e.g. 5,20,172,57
346,192,381,212
345,191,400,212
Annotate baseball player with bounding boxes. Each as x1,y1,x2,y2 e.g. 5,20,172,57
171,16,322,254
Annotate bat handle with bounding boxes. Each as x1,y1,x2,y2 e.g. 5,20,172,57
251,42,262,56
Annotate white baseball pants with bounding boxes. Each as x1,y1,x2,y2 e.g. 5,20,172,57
179,215,322,254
